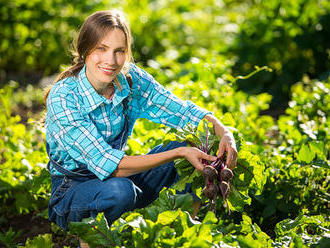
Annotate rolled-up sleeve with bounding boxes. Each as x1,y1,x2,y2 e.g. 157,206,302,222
46,89,124,181
130,64,212,129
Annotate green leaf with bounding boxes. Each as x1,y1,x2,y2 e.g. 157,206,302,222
19,234,53,248
182,225,200,239
227,185,251,212
173,193,194,210
262,202,276,219
202,211,218,225
198,224,213,242
297,144,315,163
156,210,180,225
309,141,326,160
125,213,147,229
69,214,115,247
275,213,330,247
189,237,212,248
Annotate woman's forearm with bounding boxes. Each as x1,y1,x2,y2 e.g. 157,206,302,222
112,147,185,177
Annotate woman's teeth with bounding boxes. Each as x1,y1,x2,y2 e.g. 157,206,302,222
100,67,115,72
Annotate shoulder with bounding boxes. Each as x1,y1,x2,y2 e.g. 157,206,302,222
49,76,79,100
128,63,162,94
128,63,155,83
47,76,81,109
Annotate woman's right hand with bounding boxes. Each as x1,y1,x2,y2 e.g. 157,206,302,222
180,147,217,171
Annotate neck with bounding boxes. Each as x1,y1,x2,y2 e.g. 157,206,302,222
96,83,115,99
85,66,116,98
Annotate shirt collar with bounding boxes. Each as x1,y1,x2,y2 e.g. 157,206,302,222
77,65,130,113
111,72,131,110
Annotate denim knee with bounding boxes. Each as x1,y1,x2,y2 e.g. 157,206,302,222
98,177,140,223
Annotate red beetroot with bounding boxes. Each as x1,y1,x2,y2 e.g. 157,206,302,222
202,165,218,181
203,181,219,199
219,181,230,199
220,167,233,182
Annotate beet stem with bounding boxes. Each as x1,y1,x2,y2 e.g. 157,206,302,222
205,124,209,153
198,136,204,152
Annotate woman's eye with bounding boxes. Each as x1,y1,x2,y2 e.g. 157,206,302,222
97,47,106,51
116,50,125,54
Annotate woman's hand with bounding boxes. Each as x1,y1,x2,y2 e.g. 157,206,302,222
181,147,217,171
218,131,237,169
203,114,238,170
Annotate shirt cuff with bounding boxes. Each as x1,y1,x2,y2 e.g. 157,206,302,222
95,149,125,181
184,103,213,129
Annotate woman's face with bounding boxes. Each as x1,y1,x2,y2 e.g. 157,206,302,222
85,28,127,89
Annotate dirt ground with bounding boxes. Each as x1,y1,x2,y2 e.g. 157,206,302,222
1,212,78,248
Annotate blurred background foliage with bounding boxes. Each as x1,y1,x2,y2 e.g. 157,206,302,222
1,0,329,109
229,0,330,107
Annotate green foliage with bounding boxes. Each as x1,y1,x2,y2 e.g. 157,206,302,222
246,76,329,235
1,0,234,83
11,84,44,122
137,188,194,222
2,0,329,111
69,209,328,248
0,227,22,248
0,0,109,79
0,82,50,216
278,76,329,155
70,206,270,247
229,0,330,105
69,190,196,247
17,234,53,248
274,213,330,248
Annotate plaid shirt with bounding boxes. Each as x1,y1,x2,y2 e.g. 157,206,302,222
46,63,211,180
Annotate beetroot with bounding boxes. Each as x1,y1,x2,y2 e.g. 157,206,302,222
202,165,218,181
219,181,230,199
220,167,233,182
193,123,234,214
203,182,219,200
201,153,234,214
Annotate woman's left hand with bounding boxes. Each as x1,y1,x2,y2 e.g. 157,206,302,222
203,114,238,169
217,131,237,170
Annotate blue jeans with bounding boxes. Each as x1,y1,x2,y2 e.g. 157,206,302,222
48,141,188,230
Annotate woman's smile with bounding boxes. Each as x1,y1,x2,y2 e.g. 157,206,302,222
99,66,117,75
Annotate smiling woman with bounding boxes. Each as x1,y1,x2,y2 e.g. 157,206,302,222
44,9,237,234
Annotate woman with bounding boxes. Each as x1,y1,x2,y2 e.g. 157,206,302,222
45,9,237,231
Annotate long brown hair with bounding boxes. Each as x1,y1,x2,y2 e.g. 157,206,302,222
44,10,133,106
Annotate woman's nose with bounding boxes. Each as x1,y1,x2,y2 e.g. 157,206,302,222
104,51,117,65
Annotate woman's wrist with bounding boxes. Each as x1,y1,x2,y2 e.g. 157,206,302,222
176,146,187,158
203,114,228,137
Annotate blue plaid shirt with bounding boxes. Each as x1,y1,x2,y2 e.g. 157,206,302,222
46,63,211,180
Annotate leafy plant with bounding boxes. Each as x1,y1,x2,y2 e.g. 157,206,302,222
274,213,330,248
17,234,53,248
0,227,22,248
0,82,49,216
